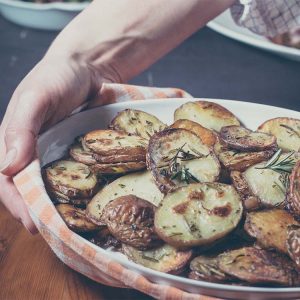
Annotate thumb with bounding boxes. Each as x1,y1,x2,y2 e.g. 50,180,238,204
0,91,47,176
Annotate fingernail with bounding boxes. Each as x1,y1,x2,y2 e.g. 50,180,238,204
0,148,17,173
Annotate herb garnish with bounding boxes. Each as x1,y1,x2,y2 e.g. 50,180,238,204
158,143,205,184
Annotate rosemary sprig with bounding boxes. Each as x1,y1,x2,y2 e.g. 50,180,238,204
158,144,203,184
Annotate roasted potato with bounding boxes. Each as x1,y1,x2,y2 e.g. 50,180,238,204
244,209,300,254
217,247,300,286
110,109,166,139
154,183,243,248
56,204,101,233
258,117,300,152
122,243,192,274
83,129,147,156
90,161,146,175
220,126,277,152
102,195,161,250
174,100,240,132
287,225,300,268
286,161,300,218
92,152,145,164
218,149,275,172
170,119,216,147
189,255,235,283
44,160,98,199
50,189,91,207
86,227,121,249
69,143,97,165
147,128,220,194
86,171,163,225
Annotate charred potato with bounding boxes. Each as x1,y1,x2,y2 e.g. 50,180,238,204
218,149,275,172
122,243,192,274
92,153,145,164
44,160,98,199
286,161,300,218
218,247,300,286
90,161,146,175
258,117,300,152
56,204,101,233
102,195,161,250
86,171,163,225
110,109,166,139
287,225,300,268
87,227,121,249
170,119,216,147
220,126,277,152
189,255,235,283
147,128,220,194
154,183,243,248
83,129,147,156
244,209,300,254
174,100,240,132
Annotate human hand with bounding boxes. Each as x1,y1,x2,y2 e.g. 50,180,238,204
0,54,118,233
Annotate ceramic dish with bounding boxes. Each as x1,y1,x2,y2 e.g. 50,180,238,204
207,9,300,62
0,0,89,30
38,98,300,300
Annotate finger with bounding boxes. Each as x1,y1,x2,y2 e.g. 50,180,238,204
0,90,50,176
0,174,38,234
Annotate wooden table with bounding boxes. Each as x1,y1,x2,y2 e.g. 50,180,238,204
0,203,152,300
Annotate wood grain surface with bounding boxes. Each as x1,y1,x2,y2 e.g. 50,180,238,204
0,203,153,300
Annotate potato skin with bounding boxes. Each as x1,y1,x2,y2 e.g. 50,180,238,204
170,119,216,147
102,195,161,250
244,209,300,254
220,126,277,152
287,225,300,269
86,227,121,249
69,143,97,165
218,247,300,286
286,161,300,218
56,204,101,233
90,161,146,175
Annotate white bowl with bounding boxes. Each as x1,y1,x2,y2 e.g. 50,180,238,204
0,0,89,30
38,98,300,300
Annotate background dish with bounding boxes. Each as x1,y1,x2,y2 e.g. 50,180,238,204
0,0,88,30
207,10,300,62
38,98,300,299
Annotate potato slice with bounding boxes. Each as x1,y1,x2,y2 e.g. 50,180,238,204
220,126,277,152
287,225,300,268
122,243,192,274
86,171,163,225
90,161,146,175
244,209,300,254
154,183,243,248
69,143,97,165
44,160,98,199
110,109,166,139
147,129,220,194
92,153,145,164
83,129,147,156
86,227,121,249
218,247,300,286
219,149,275,172
286,161,300,218
102,195,161,250
56,204,101,233
174,100,240,132
170,119,216,147
49,189,91,207
189,255,235,283
258,117,300,152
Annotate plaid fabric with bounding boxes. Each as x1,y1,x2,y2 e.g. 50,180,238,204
231,0,300,37
13,83,220,300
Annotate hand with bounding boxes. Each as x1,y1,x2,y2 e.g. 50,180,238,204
0,54,117,233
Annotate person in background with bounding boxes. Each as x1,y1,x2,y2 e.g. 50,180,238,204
0,0,299,233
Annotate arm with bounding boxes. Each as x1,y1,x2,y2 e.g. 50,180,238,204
0,0,234,232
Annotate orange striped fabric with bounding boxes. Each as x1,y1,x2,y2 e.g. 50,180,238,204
13,83,219,300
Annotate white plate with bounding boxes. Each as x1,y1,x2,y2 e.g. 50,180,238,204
38,98,300,300
0,0,89,30
207,10,300,62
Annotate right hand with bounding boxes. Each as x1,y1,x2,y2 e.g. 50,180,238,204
0,54,118,233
